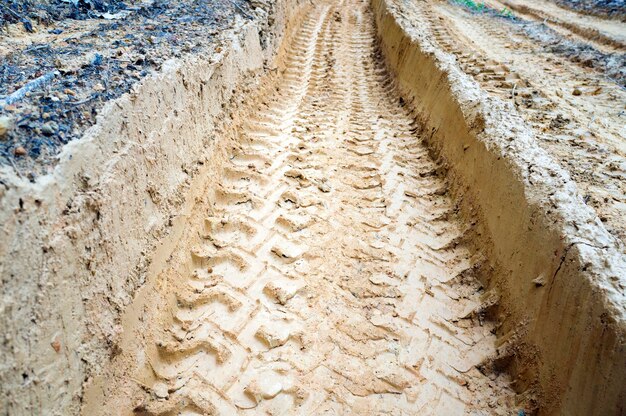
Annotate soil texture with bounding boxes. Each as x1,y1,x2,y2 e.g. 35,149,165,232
0,0,257,177
415,0,626,249
102,1,519,413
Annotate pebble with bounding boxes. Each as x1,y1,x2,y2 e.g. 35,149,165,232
15,146,27,156
317,181,331,193
572,88,582,96
532,275,546,287
41,121,58,136
153,381,169,399
0,116,14,139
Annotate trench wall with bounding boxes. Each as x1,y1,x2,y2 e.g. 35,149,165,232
0,2,300,414
2,1,625,414
373,0,625,414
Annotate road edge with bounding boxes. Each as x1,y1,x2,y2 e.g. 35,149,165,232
0,2,302,414
373,0,625,413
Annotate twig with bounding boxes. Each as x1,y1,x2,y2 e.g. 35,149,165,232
68,94,97,106
230,0,253,19
0,3,23,20
0,70,60,109
24,44,51,54
9,158,23,180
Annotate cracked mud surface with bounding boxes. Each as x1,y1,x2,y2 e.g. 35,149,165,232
103,0,517,414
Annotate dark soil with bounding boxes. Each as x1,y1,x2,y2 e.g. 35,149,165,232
519,23,626,87
1,0,129,28
0,0,257,179
453,0,626,87
552,0,626,21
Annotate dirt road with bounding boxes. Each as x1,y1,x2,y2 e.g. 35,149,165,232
120,1,516,414
2,0,625,413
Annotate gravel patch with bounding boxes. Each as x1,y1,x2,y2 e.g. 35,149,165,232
0,0,257,178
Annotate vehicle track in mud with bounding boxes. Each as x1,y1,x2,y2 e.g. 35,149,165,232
126,0,516,414
489,0,626,51
406,0,626,250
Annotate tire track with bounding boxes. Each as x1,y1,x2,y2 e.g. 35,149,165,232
131,1,516,414
404,0,626,250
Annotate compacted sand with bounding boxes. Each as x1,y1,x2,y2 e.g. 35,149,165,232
114,1,516,413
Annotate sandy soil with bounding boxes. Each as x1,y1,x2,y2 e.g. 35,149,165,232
1,0,624,414
415,0,626,250
95,0,519,413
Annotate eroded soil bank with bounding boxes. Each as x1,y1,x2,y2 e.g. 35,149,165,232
374,0,625,413
1,0,624,415
417,0,626,248
0,0,257,175
0,0,301,413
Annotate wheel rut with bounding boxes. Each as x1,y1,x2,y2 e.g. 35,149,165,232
131,0,515,414
404,0,626,249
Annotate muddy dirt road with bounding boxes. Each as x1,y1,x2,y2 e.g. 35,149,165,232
3,0,623,414
409,0,626,249
101,0,517,413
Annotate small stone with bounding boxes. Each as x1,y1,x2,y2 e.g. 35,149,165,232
14,146,27,156
0,116,14,139
93,83,105,92
532,275,546,287
317,181,331,193
41,121,58,136
51,339,61,353
263,282,298,305
153,381,169,399
256,325,290,348
572,88,582,96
